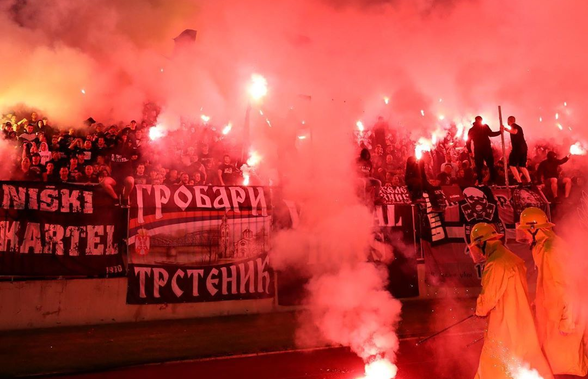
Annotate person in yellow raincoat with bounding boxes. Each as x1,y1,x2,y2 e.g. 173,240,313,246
518,207,588,376
470,222,553,379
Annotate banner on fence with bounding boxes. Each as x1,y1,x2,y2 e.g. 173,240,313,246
0,182,127,277
127,253,273,304
420,185,547,287
127,185,273,304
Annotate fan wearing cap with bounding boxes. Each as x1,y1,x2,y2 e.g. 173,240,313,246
518,207,588,376
470,222,553,379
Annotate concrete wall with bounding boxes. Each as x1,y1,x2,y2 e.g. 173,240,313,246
0,278,275,331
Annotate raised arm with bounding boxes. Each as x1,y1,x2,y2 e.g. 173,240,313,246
487,125,501,137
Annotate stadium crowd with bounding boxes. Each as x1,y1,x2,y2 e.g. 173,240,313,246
355,117,587,205
2,109,585,207
1,109,246,205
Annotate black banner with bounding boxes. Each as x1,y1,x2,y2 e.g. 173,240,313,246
126,253,273,304
0,182,127,277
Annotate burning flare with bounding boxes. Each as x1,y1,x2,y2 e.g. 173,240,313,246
570,142,586,156
357,120,365,132
148,125,166,141
248,74,268,101
511,364,544,379
415,137,433,160
246,151,262,167
357,358,398,379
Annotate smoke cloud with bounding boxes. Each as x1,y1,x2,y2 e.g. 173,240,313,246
3,0,588,376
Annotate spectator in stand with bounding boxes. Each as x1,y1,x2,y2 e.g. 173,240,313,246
19,124,37,146
205,160,217,185
405,156,441,211
437,164,455,186
440,152,458,178
28,112,38,129
193,172,205,185
94,137,109,155
58,167,70,183
12,156,38,181
372,116,388,151
38,142,51,165
503,116,531,184
94,155,110,176
43,162,57,182
104,132,135,203
467,116,501,185
68,157,81,181
199,144,213,167
37,119,54,139
3,122,15,140
47,151,66,170
164,169,179,185
218,155,238,185
537,151,572,202
179,172,190,186
79,140,94,163
357,148,373,178
148,169,161,185
29,153,45,179
382,172,394,186
134,163,148,185
104,126,118,147
80,165,99,184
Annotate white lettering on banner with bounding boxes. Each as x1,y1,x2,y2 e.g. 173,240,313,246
187,269,205,296
194,186,212,208
174,185,192,211
135,185,269,221
153,268,169,298
86,225,104,255
256,255,271,294
66,226,85,256
221,265,238,295
153,185,171,220
212,187,231,212
248,187,268,216
239,260,256,294
83,191,94,214
229,187,247,213
40,189,59,212
106,225,116,255
20,222,41,254
60,189,82,212
0,221,19,252
130,254,273,302
2,185,26,210
207,268,220,296
44,224,65,255
27,188,39,210
1,185,94,213
135,266,152,298
135,185,152,224
374,205,403,227
0,223,116,256
424,193,446,242
172,270,185,297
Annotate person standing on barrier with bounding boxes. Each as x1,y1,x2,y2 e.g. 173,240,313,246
518,207,588,377
469,223,553,379
502,116,531,184
466,116,501,186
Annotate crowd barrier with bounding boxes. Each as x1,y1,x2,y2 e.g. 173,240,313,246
0,182,550,329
